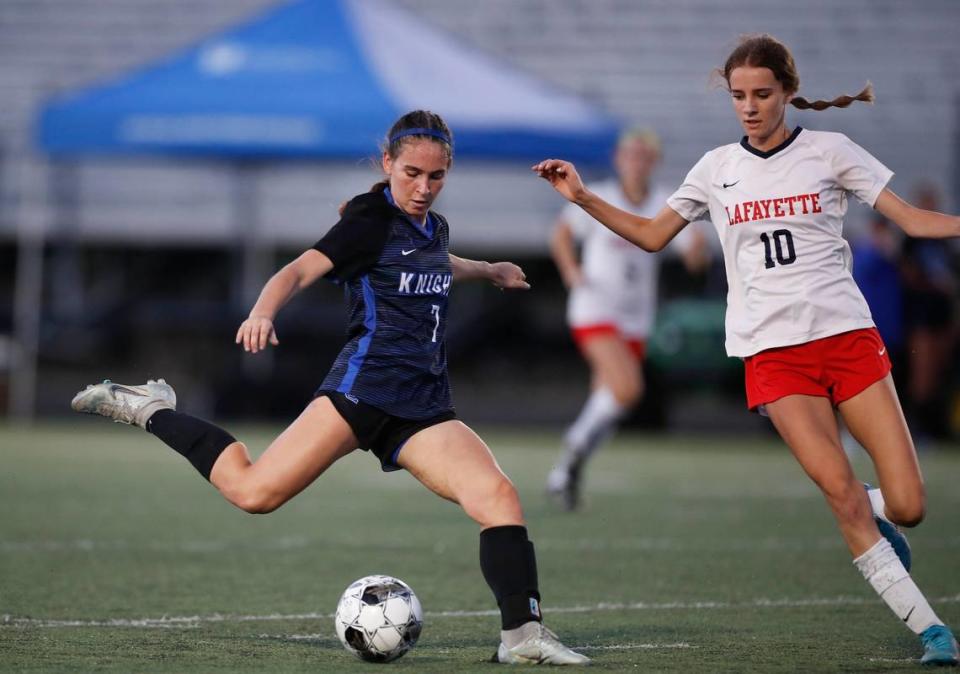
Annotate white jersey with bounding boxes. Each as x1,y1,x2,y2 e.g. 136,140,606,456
562,180,680,338
667,128,892,357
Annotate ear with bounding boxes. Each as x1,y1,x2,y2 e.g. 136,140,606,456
381,152,392,175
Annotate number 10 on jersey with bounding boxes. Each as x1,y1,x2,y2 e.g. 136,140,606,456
760,229,797,269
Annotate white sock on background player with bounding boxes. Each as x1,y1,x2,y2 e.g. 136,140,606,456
854,538,942,634
866,486,892,523
560,387,625,469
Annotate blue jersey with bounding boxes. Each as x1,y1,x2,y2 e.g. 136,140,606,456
313,189,453,419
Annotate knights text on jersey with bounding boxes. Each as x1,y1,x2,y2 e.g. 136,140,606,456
666,127,893,357
312,190,453,419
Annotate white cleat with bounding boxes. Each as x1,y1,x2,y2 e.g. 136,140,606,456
546,464,582,512
495,623,591,666
70,379,176,429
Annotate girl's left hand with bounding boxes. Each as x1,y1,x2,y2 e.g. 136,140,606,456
489,262,530,290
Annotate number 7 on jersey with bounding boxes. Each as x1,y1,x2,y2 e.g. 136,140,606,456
430,304,440,342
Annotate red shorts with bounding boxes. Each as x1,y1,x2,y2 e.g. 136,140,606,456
571,324,646,360
744,328,891,412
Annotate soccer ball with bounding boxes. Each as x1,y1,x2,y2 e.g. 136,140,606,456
334,575,423,662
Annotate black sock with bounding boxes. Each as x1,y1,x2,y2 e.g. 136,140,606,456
479,525,542,630
146,409,236,481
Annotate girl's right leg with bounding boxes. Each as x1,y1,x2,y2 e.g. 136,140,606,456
548,332,641,509
764,393,879,554
206,395,358,513
72,380,358,514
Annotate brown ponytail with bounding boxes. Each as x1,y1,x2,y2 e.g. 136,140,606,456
721,34,875,112
791,82,875,110
338,179,390,215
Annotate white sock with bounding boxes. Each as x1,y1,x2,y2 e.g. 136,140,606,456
854,538,942,634
867,487,890,523
559,387,625,469
501,620,541,649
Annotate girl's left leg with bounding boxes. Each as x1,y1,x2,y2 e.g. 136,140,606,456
838,375,958,664
397,420,590,666
548,333,641,510
837,374,923,526
766,390,957,664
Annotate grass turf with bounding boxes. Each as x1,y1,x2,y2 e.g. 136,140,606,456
1,422,958,672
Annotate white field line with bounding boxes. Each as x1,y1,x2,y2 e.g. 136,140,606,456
579,642,693,651
5,536,960,554
4,595,959,630
255,633,693,650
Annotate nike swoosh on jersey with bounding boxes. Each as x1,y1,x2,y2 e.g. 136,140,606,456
401,249,417,256
722,180,740,189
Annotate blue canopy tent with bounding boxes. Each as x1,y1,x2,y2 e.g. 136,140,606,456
37,0,619,162
15,0,621,419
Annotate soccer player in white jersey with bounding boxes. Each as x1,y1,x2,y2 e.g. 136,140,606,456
534,33,959,666
546,128,707,510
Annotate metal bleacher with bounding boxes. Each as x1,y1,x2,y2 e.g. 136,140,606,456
2,0,958,423
398,0,960,209
2,0,958,251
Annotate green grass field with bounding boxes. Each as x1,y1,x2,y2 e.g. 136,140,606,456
1,422,958,672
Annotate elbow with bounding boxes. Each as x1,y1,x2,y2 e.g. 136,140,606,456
898,219,921,239
634,237,666,253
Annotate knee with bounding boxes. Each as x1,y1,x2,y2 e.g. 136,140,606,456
612,384,641,408
609,377,642,408
887,490,926,528
460,476,523,528
818,477,870,523
223,482,283,515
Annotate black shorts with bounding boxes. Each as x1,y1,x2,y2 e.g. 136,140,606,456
317,390,457,472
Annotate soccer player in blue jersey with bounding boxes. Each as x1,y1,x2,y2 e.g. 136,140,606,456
71,110,589,666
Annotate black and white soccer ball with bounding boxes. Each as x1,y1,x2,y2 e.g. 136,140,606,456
334,575,423,663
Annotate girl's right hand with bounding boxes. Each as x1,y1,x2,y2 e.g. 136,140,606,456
236,316,279,353
532,159,587,203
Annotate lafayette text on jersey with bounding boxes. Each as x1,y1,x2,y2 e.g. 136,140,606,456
667,128,893,357
313,189,453,419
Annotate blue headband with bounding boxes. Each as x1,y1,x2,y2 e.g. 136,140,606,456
389,127,452,145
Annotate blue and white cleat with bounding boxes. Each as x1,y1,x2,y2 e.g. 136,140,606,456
71,379,176,429
864,483,912,572
920,624,959,666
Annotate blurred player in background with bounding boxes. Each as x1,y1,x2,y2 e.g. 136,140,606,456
852,213,905,374
534,34,959,666
901,183,958,441
72,110,589,666
546,128,707,510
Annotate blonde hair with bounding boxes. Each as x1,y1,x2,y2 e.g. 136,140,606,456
617,127,661,154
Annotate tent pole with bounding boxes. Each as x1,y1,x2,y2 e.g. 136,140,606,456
234,162,273,378
9,157,48,421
